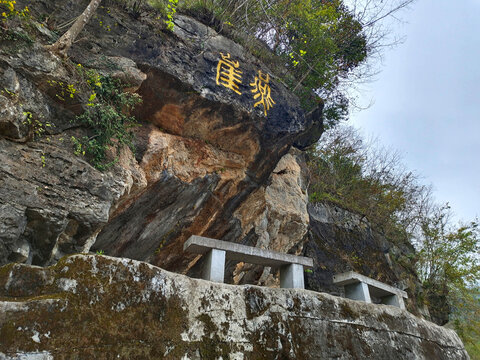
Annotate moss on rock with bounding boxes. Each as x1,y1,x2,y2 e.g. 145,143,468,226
0,255,469,359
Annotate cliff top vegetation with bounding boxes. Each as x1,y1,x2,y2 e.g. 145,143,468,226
40,0,414,126
307,124,480,358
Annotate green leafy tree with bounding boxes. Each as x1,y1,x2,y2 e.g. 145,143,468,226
178,0,414,125
415,204,480,318
271,1,368,113
451,286,480,360
414,204,480,358
416,206,480,291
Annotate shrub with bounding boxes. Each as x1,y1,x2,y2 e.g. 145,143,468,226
307,125,431,243
0,0,29,19
72,71,142,170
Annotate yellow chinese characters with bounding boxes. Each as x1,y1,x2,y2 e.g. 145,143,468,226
215,53,276,116
216,52,243,95
250,70,275,116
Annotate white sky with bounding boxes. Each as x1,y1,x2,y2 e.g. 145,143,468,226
349,0,480,223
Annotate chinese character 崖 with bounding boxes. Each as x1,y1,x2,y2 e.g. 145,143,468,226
250,70,275,116
216,53,243,95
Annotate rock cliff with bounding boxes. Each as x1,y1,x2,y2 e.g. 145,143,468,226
0,0,466,358
0,255,469,359
303,203,429,317
0,1,321,276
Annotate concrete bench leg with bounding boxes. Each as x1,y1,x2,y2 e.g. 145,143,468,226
345,282,372,303
202,249,225,283
280,263,305,289
381,294,406,310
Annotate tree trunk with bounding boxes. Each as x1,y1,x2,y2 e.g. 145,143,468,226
48,0,103,57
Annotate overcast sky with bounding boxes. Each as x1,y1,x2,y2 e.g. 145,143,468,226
349,0,480,223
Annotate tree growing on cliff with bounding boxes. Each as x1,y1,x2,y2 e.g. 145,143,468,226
46,0,414,124
414,204,480,357
415,204,480,319
307,125,431,241
180,0,415,124
47,0,103,57
416,205,480,290
452,286,480,359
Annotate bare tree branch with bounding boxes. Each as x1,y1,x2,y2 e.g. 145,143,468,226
47,0,103,57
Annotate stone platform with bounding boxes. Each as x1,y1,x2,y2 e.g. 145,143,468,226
184,235,313,288
333,271,408,309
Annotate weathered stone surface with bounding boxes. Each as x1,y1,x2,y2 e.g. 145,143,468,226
0,94,27,140
0,59,54,140
0,0,324,275
303,202,430,317
0,255,468,359
229,148,310,285
0,138,137,266
0,43,147,268
83,56,147,92
92,173,219,263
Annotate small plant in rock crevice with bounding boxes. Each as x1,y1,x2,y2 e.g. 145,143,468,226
22,111,54,140
71,68,142,171
46,80,77,102
0,0,29,20
22,111,54,167
164,0,178,31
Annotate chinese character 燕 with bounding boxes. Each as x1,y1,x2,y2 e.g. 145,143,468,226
250,70,275,116
216,52,243,95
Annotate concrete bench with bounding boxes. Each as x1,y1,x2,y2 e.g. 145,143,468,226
333,271,408,310
184,235,314,289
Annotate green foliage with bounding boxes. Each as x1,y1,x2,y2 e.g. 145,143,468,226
114,0,177,26
307,125,429,243
0,26,34,44
165,0,178,30
0,20,35,55
177,0,368,125
40,152,46,167
451,286,480,360
415,205,480,357
47,80,77,101
72,71,142,170
22,111,52,139
416,205,480,289
0,0,29,20
269,0,367,111
21,112,54,167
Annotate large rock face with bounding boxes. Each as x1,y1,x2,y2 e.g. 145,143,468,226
0,255,468,359
0,41,143,266
0,0,454,347
0,138,135,265
303,203,429,317
0,1,322,276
